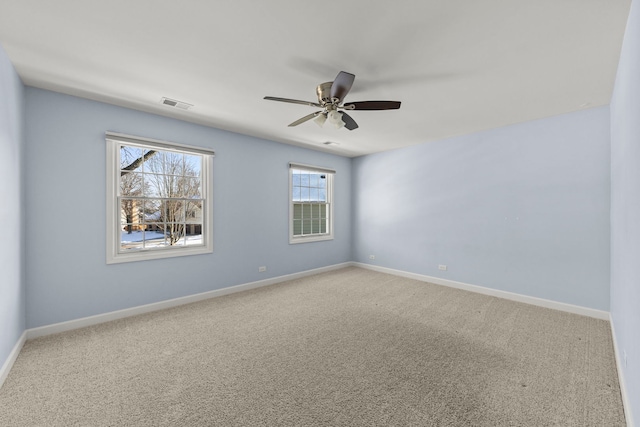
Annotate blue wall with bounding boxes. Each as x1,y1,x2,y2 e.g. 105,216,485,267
353,107,611,310
0,45,25,371
24,88,352,328
611,0,640,423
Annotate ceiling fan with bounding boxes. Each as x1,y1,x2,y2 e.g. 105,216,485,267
264,71,401,131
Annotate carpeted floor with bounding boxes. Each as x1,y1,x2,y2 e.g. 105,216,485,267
0,267,626,426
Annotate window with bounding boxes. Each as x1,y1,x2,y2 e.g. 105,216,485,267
106,132,214,264
289,162,335,244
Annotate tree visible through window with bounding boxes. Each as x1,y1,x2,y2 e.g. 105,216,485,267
119,146,203,248
289,163,334,243
106,133,214,264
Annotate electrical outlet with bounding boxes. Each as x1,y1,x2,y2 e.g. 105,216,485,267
369,255,375,260
438,264,447,271
258,266,267,272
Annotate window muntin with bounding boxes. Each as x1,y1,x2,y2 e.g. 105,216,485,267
289,163,334,243
107,133,213,263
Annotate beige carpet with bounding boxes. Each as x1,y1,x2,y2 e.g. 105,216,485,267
0,267,625,426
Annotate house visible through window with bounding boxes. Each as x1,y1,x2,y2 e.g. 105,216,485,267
106,133,214,263
289,162,335,243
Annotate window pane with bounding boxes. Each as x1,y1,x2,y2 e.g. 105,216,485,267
162,223,185,246
321,219,327,233
143,199,161,223
311,204,320,219
184,224,203,246
120,172,143,197
292,173,301,186
293,204,302,220
318,188,326,202
120,146,143,171
310,188,319,201
179,177,201,198
144,174,163,198
183,154,201,177
162,200,185,223
293,219,302,235
320,204,327,219
165,152,184,176
120,229,144,251
300,173,310,187
120,200,133,227
145,150,173,174
310,174,319,187
302,219,311,235
292,186,301,201
300,187,310,201
166,175,182,196
139,148,156,173
186,201,202,222
302,204,311,218
144,225,166,248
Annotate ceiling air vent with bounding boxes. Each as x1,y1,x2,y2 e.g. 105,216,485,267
323,141,339,146
160,97,193,110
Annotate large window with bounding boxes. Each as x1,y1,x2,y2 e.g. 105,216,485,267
289,162,335,244
106,133,214,264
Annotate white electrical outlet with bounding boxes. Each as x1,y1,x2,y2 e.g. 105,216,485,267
438,264,447,271
369,255,375,260
258,266,267,272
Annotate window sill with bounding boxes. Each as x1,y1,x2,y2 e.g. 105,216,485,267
289,235,334,245
107,245,213,264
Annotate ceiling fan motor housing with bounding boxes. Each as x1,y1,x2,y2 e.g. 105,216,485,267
316,82,334,104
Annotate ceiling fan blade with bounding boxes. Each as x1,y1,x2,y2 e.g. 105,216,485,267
340,112,359,131
288,111,322,127
343,101,401,110
330,71,355,102
264,96,322,108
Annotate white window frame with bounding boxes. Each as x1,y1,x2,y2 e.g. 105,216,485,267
106,132,214,264
289,162,335,244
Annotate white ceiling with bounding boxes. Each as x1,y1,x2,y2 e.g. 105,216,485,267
0,0,631,157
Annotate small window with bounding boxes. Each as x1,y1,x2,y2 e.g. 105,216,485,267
106,133,214,264
289,162,334,244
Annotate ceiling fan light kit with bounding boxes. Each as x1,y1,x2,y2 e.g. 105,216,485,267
264,71,401,131
328,110,345,128
314,113,327,127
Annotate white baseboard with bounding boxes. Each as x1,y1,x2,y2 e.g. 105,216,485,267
0,331,27,390
610,315,634,427
8,261,613,395
354,262,610,320
27,262,352,339
21,262,610,339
